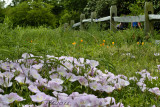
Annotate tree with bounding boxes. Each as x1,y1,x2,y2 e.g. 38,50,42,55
6,1,57,27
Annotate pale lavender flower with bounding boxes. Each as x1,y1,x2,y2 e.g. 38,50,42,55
32,63,43,70
3,78,12,87
69,92,80,99
48,81,63,92
15,74,32,85
118,78,130,87
65,73,79,82
0,88,4,93
154,53,160,56
129,77,138,81
22,105,34,107
50,73,59,79
0,77,4,85
102,85,115,93
1,62,10,71
1,92,25,104
79,58,84,64
63,62,74,71
22,53,34,59
149,87,160,96
157,65,160,70
86,59,99,68
89,82,102,91
30,92,56,103
114,83,122,90
104,97,116,105
50,78,64,84
52,91,69,100
30,68,42,80
78,76,88,86
116,102,124,107
28,85,41,93
71,95,98,107
3,72,14,81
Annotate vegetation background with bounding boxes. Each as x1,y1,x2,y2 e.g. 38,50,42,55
0,0,160,28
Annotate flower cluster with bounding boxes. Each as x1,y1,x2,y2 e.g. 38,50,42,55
0,53,128,106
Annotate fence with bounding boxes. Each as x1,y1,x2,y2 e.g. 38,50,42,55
69,2,160,36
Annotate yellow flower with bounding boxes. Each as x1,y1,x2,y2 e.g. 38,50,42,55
103,40,105,43
72,42,76,45
81,40,83,42
31,40,32,43
142,42,144,45
112,42,114,45
100,44,102,46
137,42,139,45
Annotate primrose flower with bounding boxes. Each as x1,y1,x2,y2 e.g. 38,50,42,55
149,87,160,96
28,85,41,93
103,85,115,93
72,42,76,45
32,63,43,70
0,88,4,93
78,76,88,86
1,62,10,71
3,72,14,81
142,42,144,45
22,53,34,59
86,59,99,68
15,74,31,85
48,81,63,91
1,92,25,104
89,82,102,91
30,92,56,103
49,78,64,84
157,65,160,70
29,68,42,80
63,62,74,71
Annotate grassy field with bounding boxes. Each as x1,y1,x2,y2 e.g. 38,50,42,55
0,23,160,106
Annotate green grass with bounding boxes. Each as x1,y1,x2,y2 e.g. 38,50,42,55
0,23,160,106
0,24,159,77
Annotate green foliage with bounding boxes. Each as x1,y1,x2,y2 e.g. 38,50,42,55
6,1,57,28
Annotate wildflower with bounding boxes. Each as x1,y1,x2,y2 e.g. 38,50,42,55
28,85,41,93
142,42,144,45
48,81,63,91
72,42,76,45
103,40,105,43
81,40,83,42
107,46,109,48
31,40,32,43
137,42,139,45
102,43,105,46
30,92,56,102
1,93,25,104
100,44,102,46
112,42,114,45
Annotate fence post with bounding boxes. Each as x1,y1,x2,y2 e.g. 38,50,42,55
91,12,97,23
64,23,69,31
144,2,154,36
70,20,75,29
80,14,85,30
110,5,117,32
